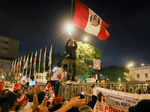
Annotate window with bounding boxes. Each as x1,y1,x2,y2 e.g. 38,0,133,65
145,73,148,78
137,74,140,78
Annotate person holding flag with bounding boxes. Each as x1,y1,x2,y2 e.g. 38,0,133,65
65,37,77,81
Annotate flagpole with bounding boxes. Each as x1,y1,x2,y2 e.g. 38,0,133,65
19,57,22,74
29,53,33,80
11,60,14,73
43,48,47,73
34,50,37,75
25,55,29,76
22,55,26,75
49,45,52,73
38,49,42,73
16,58,19,80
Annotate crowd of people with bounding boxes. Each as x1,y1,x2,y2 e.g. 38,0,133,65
0,78,102,112
1,74,150,112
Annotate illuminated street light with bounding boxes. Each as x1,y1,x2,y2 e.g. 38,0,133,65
141,63,145,66
118,77,121,82
126,62,134,68
83,36,89,42
1,75,4,79
65,22,74,35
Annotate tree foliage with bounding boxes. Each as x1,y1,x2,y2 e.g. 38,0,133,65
76,41,101,61
99,66,129,82
62,41,101,78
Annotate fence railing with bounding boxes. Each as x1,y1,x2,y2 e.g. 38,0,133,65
58,82,150,101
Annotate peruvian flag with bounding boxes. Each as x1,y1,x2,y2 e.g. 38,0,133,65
73,0,110,40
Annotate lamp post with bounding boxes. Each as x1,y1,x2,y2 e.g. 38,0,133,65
141,63,145,67
83,36,89,42
126,62,135,82
65,22,74,36
126,62,134,68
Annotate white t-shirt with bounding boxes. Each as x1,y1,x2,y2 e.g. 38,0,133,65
51,67,64,81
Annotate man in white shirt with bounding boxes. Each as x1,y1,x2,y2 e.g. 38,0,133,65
50,66,65,96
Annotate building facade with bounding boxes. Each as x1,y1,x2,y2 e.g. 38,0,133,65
0,59,11,73
0,36,19,73
0,36,19,59
130,66,150,82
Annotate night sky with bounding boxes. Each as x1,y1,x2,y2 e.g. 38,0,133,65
0,0,150,66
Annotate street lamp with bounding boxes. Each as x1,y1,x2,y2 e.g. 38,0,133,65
65,22,74,35
118,77,121,82
126,62,134,68
83,36,89,42
141,63,145,66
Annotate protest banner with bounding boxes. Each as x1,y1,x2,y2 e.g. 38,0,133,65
93,87,150,112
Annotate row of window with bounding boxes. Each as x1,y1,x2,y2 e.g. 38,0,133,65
137,73,148,78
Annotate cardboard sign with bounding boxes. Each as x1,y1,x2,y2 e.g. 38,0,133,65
93,59,101,70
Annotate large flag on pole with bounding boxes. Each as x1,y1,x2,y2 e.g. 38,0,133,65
43,48,47,72
33,50,37,73
48,45,52,72
11,60,14,72
25,55,29,75
73,0,110,40
22,55,26,75
22,55,26,69
38,49,42,73
19,57,22,73
29,53,33,76
24,55,29,70
13,59,17,72
16,58,19,73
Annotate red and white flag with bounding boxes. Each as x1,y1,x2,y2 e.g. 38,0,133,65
24,55,29,69
48,45,52,71
33,50,37,73
33,50,37,66
73,0,110,40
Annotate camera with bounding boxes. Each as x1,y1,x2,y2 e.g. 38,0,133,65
80,92,85,99
29,80,36,86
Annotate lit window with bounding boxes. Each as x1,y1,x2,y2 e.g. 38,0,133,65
137,74,140,78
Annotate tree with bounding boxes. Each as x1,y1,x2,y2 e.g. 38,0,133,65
99,66,129,82
124,72,132,81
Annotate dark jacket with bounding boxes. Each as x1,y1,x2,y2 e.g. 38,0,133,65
65,39,77,60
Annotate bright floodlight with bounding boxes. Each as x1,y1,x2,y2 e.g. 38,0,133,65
126,62,134,68
141,63,145,66
83,36,89,42
65,23,74,35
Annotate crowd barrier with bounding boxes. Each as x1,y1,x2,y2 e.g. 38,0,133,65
58,83,150,112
